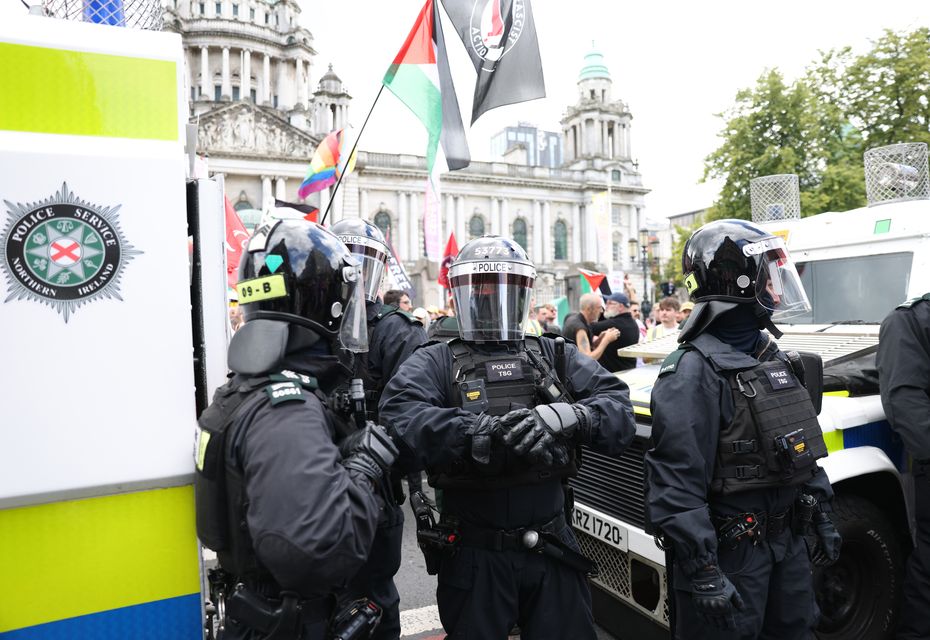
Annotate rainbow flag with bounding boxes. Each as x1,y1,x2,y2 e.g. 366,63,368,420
297,128,357,199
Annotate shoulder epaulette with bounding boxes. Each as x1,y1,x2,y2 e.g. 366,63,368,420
897,293,930,309
264,381,306,405
658,347,690,376
269,370,318,389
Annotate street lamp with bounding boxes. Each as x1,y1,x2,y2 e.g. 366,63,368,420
628,228,660,304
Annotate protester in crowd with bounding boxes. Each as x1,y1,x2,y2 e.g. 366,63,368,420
623,273,639,304
646,297,681,341
536,303,561,334
383,289,412,312
678,300,695,328
591,293,640,372
412,307,430,329
630,301,647,341
563,293,620,360
526,304,545,336
426,305,443,321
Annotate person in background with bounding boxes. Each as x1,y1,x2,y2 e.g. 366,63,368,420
678,301,695,328
646,297,681,341
630,302,647,340
526,305,545,336
562,293,620,360
591,292,640,372
383,289,412,312
412,307,430,329
427,305,444,322
537,303,561,334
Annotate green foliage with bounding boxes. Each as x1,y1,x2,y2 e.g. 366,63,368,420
704,27,930,220
663,220,704,285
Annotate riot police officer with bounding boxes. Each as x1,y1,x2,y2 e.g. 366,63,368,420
331,218,428,640
877,292,930,640
645,219,842,639
195,220,398,640
379,235,636,640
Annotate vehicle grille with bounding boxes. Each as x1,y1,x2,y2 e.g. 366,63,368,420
575,529,669,627
571,436,649,529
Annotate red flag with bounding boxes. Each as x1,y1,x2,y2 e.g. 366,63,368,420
225,196,250,287
578,267,609,294
438,232,458,288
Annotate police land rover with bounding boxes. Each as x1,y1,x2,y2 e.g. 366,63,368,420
569,142,930,640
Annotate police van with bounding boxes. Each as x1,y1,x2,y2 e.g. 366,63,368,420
570,145,930,640
0,11,230,639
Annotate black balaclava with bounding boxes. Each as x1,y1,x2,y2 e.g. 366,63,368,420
707,304,763,355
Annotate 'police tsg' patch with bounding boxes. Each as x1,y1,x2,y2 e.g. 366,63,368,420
0,183,142,322
265,381,305,405
765,368,797,390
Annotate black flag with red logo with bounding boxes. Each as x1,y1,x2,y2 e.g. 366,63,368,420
441,0,546,124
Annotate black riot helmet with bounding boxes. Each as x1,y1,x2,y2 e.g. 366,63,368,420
331,218,390,303
449,235,536,342
680,219,810,337
237,220,368,352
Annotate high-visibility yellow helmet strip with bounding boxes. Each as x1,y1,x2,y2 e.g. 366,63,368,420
0,42,178,141
0,485,199,633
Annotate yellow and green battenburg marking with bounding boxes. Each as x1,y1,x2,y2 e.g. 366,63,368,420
0,486,201,637
0,42,178,140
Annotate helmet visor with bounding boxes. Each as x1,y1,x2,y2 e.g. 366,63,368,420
744,237,811,320
339,258,369,353
450,262,536,341
340,234,389,302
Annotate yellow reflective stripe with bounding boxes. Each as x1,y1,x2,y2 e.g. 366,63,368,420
823,430,844,454
823,390,850,398
633,405,652,418
0,42,178,141
0,485,199,632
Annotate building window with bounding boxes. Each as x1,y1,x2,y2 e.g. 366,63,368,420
214,85,221,101
554,220,568,260
469,215,485,239
214,1,221,15
611,205,620,226
374,210,392,241
190,86,196,101
250,88,257,103
273,94,278,108
250,7,254,19
232,3,238,16
198,1,204,13
612,234,623,266
590,89,595,100
264,12,269,23
513,218,528,251
232,86,240,101
611,169,622,182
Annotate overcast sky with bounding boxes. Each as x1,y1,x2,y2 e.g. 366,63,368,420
2,0,926,219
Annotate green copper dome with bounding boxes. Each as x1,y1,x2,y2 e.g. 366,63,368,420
579,47,611,82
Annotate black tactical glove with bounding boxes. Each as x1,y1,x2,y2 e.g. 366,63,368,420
690,566,745,630
467,413,502,466
810,510,842,567
500,403,591,467
340,422,399,484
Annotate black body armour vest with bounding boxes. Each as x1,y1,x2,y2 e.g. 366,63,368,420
710,353,828,495
194,371,323,578
429,337,578,490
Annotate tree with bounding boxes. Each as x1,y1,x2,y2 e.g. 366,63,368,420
703,28,930,220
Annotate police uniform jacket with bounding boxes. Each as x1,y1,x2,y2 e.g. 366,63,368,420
378,336,636,527
645,332,834,578
226,347,381,595
877,295,930,460
366,300,427,402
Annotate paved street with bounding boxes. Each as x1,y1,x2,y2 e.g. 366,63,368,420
396,481,617,639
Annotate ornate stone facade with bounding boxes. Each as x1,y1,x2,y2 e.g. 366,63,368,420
164,5,651,307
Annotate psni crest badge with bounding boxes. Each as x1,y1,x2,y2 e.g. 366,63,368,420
0,183,142,322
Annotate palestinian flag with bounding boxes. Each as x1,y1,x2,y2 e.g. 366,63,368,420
383,0,470,173
579,268,612,295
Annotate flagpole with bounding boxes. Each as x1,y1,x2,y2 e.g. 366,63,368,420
321,84,386,225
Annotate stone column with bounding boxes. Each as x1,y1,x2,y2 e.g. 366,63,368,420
501,198,510,236
221,47,231,99
532,200,543,262
199,46,209,99
579,120,586,157
296,58,308,108
571,203,582,263
444,194,454,242
456,197,466,242
275,177,286,201
584,203,597,263
241,50,250,101
261,176,273,211
542,202,552,264
490,197,499,235
262,55,271,105
397,192,409,260
360,189,369,220
276,59,288,110
409,192,420,259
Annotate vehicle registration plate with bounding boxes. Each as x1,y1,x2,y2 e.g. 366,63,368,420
571,504,629,552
